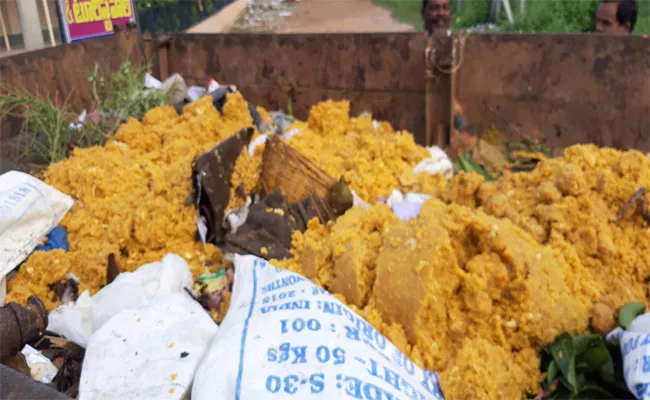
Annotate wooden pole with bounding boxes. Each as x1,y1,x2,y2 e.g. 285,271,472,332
41,0,56,47
0,4,10,52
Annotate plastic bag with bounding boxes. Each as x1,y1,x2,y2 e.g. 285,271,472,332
413,147,454,178
0,171,74,278
47,254,193,347
193,255,444,400
188,86,208,102
79,292,217,400
351,190,371,209
607,312,650,399
21,345,58,384
34,226,70,252
386,190,431,221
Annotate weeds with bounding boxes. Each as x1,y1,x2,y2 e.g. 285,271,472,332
0,90,74,165
90,59,169,123
0,59,172,166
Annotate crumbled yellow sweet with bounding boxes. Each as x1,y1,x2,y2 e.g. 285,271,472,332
286,100,430,202
226,148,263,210
278,145,650,399
7,93,257,309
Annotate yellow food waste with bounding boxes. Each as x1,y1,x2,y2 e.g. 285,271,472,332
6,95,431,310
7,93,261,309
275,144,650,399
7,92,649,399
285,100,431,202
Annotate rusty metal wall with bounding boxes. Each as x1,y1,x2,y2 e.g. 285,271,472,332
1,32,647,151
0,32,144,171
169,32,649,151
456,34,650,152
169,33,429,142
0,32,144,116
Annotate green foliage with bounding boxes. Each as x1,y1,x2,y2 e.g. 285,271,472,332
373,0,650,33
537,332,633,399
452,0,491,29
499,0,600,33
89,59,169,124
0,90,74,164
456,152,495,180
1,60,171,165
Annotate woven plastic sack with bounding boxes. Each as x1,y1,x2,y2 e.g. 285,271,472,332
193,255,444,400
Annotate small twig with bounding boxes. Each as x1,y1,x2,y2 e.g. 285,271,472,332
616,188,649,224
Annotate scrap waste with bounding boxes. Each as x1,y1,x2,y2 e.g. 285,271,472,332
6,92,650,399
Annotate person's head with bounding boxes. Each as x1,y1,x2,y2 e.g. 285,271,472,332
595,0,637,33
422,0,451,34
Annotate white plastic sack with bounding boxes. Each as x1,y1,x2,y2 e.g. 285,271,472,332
0,171,74,278
607,313,650,399
79,292,217,400
193,255,444,400
47,254,193,347
413,147,454,178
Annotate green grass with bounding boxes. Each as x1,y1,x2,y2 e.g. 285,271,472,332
0,60,172,165
373,0,650,34
373,0,424,30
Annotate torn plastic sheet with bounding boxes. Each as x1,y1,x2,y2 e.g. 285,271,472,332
386,189,431,221
413,146,454,178
224,197,252,234
21,345,58,384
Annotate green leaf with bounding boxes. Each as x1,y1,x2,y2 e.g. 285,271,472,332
550,333,578,395
540,144,550,155
556,376,577,398
458,153,475,173
572,334,602,355
580,384,616,398
619,301,646,330
473,163,495,181
546,359,559,386
577,347,610,373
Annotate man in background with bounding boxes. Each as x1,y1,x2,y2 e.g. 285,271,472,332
422,0,451,35
595,0,638,33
